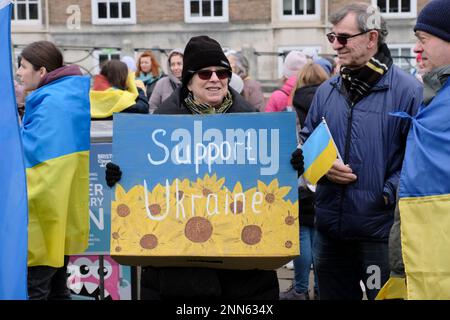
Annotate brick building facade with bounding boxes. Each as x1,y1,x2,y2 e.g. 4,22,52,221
11,0,430,80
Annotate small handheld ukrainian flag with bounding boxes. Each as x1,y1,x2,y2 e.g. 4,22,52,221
302,118,339,185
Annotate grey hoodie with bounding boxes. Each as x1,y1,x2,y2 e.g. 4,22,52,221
149,48,183,113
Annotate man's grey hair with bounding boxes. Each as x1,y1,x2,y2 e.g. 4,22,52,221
227,52,249,79
329,2,388,46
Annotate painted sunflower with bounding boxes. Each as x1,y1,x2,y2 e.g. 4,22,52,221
255,179,291,214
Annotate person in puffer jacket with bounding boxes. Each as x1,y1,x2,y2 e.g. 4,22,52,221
299,3,422,300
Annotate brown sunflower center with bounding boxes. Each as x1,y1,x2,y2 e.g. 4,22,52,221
285,240,293,249
265,193,275,204
241,225,262,245
117,204,130,217
176,190,184,200
230,200,244,214
112,232,120,239
140,234,158,250
148,204,161,216
285,216,295,225
202,188,213,197
184,217,213,243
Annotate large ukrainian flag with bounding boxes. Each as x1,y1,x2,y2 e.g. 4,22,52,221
302,120,338,185
0,0,28,300
22,69,91,268
393,79,450,299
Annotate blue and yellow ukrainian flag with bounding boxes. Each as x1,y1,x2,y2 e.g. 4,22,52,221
398,79,450,300
302,120,338,185
379,79,450,300
90,72,139,118
0,1,28,300
21,70,91,267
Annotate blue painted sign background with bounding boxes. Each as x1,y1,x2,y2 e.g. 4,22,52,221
112,112,298,200
87,143,112,254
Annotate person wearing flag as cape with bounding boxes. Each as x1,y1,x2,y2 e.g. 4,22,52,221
378,0,450,300
296,3,422,300
17,41,90,299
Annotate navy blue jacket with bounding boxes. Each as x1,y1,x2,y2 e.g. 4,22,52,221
300,65,422,241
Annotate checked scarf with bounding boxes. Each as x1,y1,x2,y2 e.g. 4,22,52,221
340,43,393,104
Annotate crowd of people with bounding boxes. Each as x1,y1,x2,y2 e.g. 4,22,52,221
12,0,450,300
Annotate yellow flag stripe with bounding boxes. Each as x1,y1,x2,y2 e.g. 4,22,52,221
27,151,89,267
376,277,407,300
399,194,450,299
303,139,337,185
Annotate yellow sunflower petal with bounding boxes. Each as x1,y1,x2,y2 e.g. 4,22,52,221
275,186,292,198
216,177,225,188
233,181,243,193
268,179,279,192
257,180,268,193
115,183,126,200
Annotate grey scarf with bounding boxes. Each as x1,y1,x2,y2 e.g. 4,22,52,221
422,65,450,106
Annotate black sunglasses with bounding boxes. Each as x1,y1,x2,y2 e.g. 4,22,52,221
196,69,230,80
326,30,371,46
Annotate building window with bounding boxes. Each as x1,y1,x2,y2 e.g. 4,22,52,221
184,0,229,23
93,49,121,74
281,0,320,20
92,0,136,25
11,0,41,24
372,0,416,18
389,45,415,74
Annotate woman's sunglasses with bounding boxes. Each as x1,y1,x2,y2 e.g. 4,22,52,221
196,69,230,80
326,30,371,46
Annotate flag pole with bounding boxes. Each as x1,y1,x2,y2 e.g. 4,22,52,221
321,117,343,162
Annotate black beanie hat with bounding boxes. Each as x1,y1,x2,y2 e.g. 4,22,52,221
414,0,450,42
181,35,232,87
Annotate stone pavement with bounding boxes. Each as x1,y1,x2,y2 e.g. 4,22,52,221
276,264,319,300
277,264,368,300
277,265,295,293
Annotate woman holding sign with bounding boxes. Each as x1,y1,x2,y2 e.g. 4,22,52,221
107,35,305,300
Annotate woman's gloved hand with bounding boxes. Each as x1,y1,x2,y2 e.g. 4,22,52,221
105,162,122,187
290,148,304,176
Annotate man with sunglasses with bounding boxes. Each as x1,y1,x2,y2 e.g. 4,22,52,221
299,3,422,300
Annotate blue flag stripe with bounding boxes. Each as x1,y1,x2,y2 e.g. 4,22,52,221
399,79,450,198
302,122,331,172
22,76,91,168
0,3,28,300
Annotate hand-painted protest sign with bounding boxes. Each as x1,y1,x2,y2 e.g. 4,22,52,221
111,113,299,269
